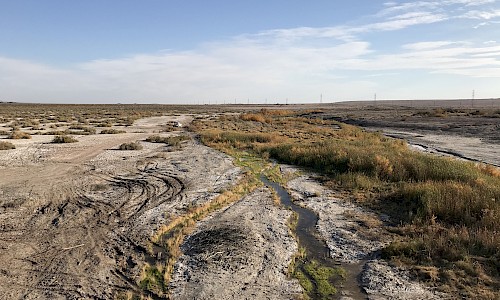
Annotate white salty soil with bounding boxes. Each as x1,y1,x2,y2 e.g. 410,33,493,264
170,187,303,300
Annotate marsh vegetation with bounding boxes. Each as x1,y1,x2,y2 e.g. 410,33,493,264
193,108,500,299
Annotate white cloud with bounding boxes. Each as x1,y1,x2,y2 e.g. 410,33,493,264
0,38,376,102
462,9,500,18
357,13,447,31
378,0,498,22
340,43,500,78
402,41,463,50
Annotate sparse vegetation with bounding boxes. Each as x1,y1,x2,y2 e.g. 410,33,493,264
67,125,96,135
118,142,143,150
140,140,284,297
143,173,261,296
0,141,16,150
52,135,78,143
302,260,345,298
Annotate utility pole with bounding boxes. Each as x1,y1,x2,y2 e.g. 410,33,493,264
374,93,377,105
472,89,475,108
320,93,323,104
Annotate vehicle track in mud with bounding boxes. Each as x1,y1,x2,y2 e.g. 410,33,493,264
0,166,185,299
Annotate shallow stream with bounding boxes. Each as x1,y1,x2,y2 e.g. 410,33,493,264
261,176,366,299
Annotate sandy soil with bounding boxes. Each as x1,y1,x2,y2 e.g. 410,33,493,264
0,115,240,299
170,187,302,300
282,166,447,300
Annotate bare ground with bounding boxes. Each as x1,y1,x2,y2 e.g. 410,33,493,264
170,187,303,300
0,116,241,299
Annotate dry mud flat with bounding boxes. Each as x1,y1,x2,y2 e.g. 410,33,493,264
383,130,500,167
170,187,303,299
0,116,241,299
282,166,448,300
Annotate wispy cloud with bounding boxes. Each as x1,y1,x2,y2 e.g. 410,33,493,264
462,9,500,19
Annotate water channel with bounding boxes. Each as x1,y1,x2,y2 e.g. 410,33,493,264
261,176,366,299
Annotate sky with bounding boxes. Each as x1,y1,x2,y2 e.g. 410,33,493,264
1,0,499,104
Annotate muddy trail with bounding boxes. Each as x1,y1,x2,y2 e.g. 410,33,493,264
0,166,185,299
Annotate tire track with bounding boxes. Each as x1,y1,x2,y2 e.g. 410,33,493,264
0,167,185,299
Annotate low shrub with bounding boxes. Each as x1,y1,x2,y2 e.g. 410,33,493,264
8,130,31,139
67,125,96,135
0,141,15,150
145,135,190,146
52,135,78,143
119,142,143,150
100,129,126,134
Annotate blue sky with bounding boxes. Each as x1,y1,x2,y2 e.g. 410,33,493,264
1,0,499,103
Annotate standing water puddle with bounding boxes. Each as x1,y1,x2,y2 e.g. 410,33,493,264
261,176,366,299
